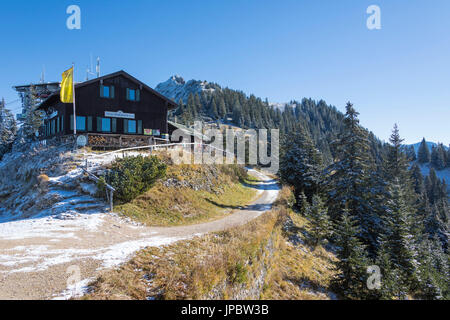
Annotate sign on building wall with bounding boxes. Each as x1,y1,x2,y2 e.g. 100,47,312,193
144,129,161,136
104,111,135,119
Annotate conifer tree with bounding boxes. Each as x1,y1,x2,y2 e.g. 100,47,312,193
446,146,450,168
431,144,446,170
324,102,380,253
209,98,219,119
378,179,419,292
0,97,17,158
217,97,227,118
410,163,425,195
332,210,370,299
307,194,331,247
417,138,430,163
22,86,43,140
279,124,323,202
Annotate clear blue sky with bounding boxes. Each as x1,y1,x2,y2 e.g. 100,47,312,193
0,0,449,145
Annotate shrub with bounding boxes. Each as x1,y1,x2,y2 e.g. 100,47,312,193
104,155,167,203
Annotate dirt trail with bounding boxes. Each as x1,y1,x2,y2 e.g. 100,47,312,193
0,169,279,300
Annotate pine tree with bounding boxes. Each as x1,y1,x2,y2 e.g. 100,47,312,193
232,101,243,127
332,210,370,299
416,236,448,299
410,163,425,195
0,97,17,158
379,179,419,293
217,97,227,118
376,243,406,299
307,194,331,247
431,144,446,170
446,146,450,168
298,191,309,215
279,124,323,202
209,98,219,119
417,138,430,163
324,102,380,253
22,86,43,139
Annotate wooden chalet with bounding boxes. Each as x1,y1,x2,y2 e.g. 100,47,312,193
38,70,177,148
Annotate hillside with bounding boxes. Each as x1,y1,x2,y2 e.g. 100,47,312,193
155,76,386,164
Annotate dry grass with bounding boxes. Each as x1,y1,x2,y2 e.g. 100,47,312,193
82,186,337,300
115,164,258,226
260,205,337,300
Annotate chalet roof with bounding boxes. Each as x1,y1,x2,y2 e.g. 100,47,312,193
37,70,178,110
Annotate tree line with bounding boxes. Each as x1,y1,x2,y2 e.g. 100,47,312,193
279,103,449,300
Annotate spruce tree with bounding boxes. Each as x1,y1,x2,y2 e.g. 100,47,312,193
279,124,323,202
410,163,425,195
416,236,448,299
446,146,450,168
307,194,331,247
332,209,370,299
379,179,419,293
324,102,380,253
0,98,17,158
22,86,43,140
431,144,446,170
417,138,430,163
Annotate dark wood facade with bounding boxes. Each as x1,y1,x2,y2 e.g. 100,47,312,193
38,70,177,139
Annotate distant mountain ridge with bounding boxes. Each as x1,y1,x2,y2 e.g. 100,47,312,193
155,75,221,104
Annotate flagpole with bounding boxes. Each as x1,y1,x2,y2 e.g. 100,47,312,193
72,63,77,136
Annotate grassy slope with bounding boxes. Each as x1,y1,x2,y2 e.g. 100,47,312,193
115,163,259,226
82,187,336,300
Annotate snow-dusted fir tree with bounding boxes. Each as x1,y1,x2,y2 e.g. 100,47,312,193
306,194,331,247
378,180,419,293
332,209,370,299
0,97,17,158
417,138,430,164
22,86,43,140
324,102,381,253
378,125,421,294
279,124,323,202
430,144,446,170
416,236,448,300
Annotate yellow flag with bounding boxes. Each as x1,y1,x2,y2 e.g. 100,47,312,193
60,67,74,103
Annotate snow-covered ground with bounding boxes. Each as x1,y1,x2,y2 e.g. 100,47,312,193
0,145,279,300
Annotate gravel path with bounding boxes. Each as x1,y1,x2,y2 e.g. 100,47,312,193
0,169,279,300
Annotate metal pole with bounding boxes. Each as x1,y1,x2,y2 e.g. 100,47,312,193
72,63,77,136
110,189,113,212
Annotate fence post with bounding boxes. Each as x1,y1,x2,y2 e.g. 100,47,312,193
109,189,113,212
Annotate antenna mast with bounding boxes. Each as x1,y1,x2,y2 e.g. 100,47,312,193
96,57,100,78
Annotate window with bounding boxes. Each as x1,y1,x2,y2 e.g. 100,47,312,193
76,116,86,131
100,85,114,98
112,118,117,133
137,120,142,134
87,116,93,131
127,88,140,101
70,115,86,131
124,119,136,134
61,115,64,133
96,117,111,132
56,117,60,133
102,118,111,132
